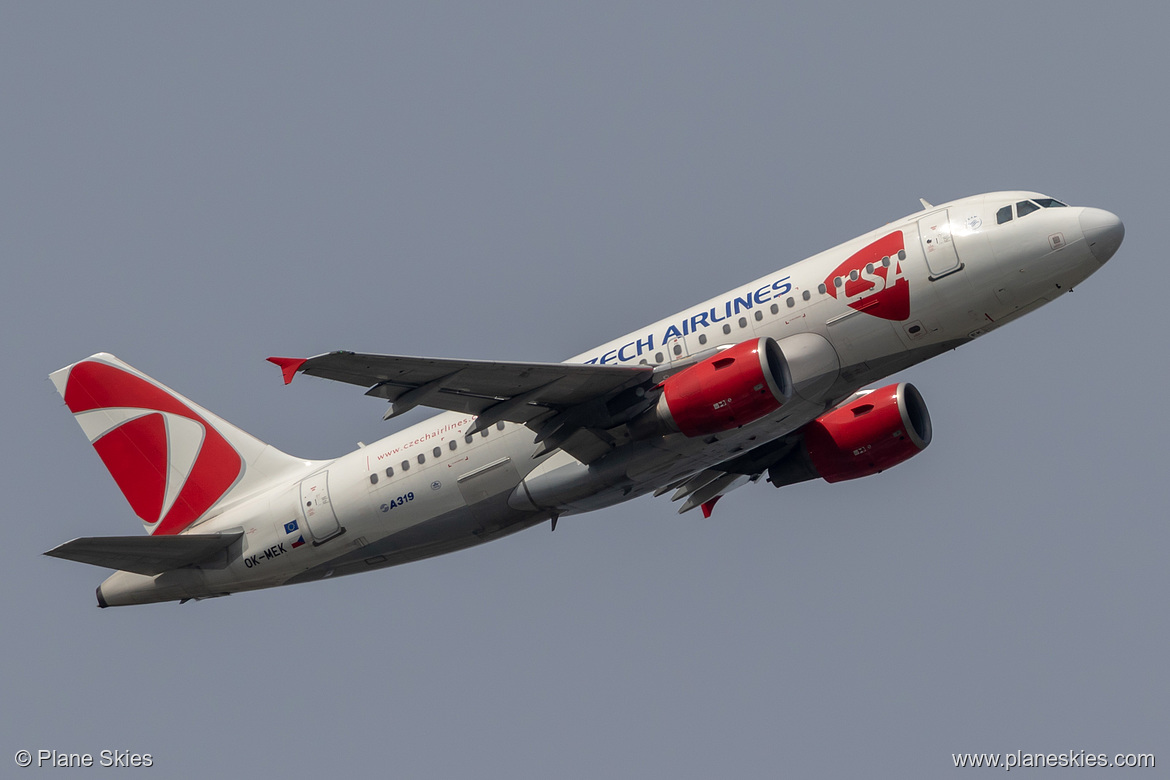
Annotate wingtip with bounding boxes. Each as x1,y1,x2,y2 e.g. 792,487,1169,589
267,357,307,385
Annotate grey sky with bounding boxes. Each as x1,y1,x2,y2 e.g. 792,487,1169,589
2,3,1165,777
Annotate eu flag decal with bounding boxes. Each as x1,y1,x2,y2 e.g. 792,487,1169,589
284,520,299,534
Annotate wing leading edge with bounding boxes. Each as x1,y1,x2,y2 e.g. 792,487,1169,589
269,352,656,461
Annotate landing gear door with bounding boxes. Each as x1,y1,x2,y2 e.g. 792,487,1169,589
918,210,963,279
299,471,343,543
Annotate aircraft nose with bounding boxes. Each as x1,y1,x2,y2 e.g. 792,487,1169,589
1079,208,1124,263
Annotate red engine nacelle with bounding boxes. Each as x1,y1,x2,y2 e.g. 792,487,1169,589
769,382,932,486
655,337,792,437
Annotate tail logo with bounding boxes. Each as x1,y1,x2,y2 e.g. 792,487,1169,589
823,231,910,321
63,360,243,535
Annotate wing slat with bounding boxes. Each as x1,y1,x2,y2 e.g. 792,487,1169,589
272,351,653,426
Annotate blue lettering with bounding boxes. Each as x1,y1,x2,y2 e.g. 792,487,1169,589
709,305,727,323
599,349,619,365
583,357,598,365
663,324,684,341
635,334,654,355
771,276,793,296
754,284,772,306
689,312,709,333
618,342,639,362
733,294,754,314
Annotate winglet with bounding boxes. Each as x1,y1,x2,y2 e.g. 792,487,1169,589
700,496,721,518
267,357,307,385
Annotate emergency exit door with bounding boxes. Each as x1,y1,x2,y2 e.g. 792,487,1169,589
299,471,343,543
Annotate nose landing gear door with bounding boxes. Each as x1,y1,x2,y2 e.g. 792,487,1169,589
299,471,344,544
918,210,964,280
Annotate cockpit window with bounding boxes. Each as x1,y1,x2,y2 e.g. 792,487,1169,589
1016,200,1040,218
996,205,1013,224
1034,198,1067,208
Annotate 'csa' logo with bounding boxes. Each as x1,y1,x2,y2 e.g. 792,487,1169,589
824,231,909,321
63,360,243,536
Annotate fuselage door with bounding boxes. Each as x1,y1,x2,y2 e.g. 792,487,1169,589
299,471,343,543
918,210,964,279
664,334,690,366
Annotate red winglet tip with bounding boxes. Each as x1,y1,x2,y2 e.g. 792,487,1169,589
700,497,721,519
267,357,307,385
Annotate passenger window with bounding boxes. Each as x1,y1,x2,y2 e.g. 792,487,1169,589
385,467,394,477
369,473,378,485
897,249,906,261
698,333,707,345
449,440,457,451
496,421,505,431
480,429,489,438
401,460,410,471
802,290,811,301
433,446,441,458
1016,200,1040,218
849,270,859,281
834,277,843,288
464,434,474,444
655,352,664,363
417,454,426,464
881,257,890,268
786,297,795,308
738,317,747,328
722,324,731,335
672,344,682,355
865,263,873,274
754,310,763,321
818,283,827,294
997,205,1013,224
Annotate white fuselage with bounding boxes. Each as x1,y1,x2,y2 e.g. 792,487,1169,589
98,191,1116,605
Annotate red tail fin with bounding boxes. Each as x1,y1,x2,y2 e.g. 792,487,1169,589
52,354,307,535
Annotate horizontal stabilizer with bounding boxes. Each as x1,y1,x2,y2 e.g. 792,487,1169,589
45,532,243,576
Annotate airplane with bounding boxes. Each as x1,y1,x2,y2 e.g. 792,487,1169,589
45,191,1124,607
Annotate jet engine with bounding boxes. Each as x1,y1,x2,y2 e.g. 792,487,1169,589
652,337,792,437
628,333,843,439
768,382,932,487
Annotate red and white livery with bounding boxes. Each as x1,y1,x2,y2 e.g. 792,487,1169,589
46,191,1124,606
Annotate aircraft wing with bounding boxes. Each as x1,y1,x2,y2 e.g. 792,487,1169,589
44,532,244,576
268,352,655,460
655,436,798,516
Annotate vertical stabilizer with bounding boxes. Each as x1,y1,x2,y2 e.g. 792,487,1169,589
51,353,314,535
